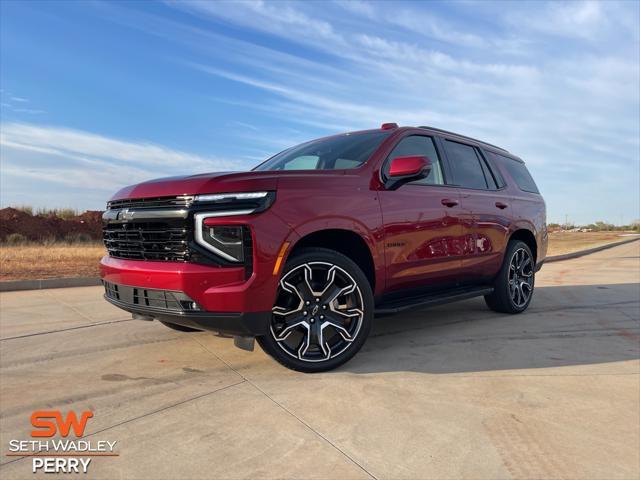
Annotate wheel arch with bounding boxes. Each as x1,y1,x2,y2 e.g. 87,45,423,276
287,228,377,292
509,228,538,262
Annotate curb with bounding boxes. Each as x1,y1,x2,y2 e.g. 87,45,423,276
0,277,101,292
1,237,638,292
545,237,639,263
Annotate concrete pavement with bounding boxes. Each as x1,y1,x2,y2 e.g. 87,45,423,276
1,241,638,479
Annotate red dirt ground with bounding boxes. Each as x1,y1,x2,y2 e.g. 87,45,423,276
0,208,103,241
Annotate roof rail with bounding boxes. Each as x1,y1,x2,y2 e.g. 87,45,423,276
417,126,509,153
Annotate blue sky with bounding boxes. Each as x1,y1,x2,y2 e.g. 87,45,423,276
0,0,638,225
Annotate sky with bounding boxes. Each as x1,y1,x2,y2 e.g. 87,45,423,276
0,0,638,225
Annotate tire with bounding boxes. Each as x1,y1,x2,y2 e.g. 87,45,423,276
257,247,374,373
485,240,535,314
159,321,202,332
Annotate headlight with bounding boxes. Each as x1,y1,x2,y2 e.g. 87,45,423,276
193,191,275,213
193,191,274,263
201,225,245,262
194,211,253,262
195,192,268,202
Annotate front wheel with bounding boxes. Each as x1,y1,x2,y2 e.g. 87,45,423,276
485,240,535,314
257,247,373,373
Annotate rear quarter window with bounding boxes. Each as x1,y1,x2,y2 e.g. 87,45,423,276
488,152,540,194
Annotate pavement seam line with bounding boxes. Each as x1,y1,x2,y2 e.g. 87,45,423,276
42,289,100,324
618,309,640,322
0,318,135,342
435,372,640,378
191,337,378,480
0,379,247,468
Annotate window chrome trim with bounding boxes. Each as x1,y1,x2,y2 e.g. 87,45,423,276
194,210,254,262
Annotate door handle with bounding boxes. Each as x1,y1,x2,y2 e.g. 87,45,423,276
495,201,508,209
441,198,459,208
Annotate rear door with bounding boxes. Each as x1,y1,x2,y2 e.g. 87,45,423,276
441,139,511,282
378,135,464,293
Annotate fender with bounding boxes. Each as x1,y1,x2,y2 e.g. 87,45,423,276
283,216,385,296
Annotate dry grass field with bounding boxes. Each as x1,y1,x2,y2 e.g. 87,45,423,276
546,231,635,256
0,243,105,281
0,232,637,282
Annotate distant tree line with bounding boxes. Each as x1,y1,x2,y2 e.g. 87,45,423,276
548,220,640,232
13,205,80,220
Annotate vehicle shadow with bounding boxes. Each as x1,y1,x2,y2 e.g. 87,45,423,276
343,283,640,374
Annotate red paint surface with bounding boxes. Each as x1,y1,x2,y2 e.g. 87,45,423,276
101,126,547,313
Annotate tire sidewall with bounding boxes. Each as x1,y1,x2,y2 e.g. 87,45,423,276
258,248,374,372
503,240,535,312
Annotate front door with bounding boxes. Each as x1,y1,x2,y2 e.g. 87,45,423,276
378,135,465,294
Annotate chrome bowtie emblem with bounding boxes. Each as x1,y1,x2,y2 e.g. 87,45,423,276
118,208,134,222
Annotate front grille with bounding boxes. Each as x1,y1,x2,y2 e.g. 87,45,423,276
103,198,254,276
104,281,201,312
103,221,189,261
107,195,193,210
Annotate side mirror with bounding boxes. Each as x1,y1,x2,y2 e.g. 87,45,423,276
385,155,431,190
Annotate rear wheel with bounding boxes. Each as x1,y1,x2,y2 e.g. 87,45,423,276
257,247,373,373
485,240,535,314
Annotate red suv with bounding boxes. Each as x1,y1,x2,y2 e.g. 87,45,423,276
101,124,547,372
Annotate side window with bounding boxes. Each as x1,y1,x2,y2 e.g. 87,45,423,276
444,140,488,189
334,157,361,169
478,155,498,189
492,153,540,193
384,136,444,185
483,151,507,188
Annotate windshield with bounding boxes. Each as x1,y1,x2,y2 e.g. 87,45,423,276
254,131,391,171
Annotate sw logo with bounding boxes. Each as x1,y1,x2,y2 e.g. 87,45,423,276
9,409,117,473
31,410,93,438
25,410,103,474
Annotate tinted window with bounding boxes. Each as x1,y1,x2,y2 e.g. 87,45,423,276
383,136,444,185
478,155,498,189
483,152,507,188
254,131,391,171
490,152,540,193
444,140,488,189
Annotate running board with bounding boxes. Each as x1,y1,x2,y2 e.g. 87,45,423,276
375,286,494,316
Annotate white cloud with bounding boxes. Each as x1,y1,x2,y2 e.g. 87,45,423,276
0,122,239,170
518,1,604,38
5,0,637,222
169,0,347,51
164,0,638,224
0,123,248,208
332,0,376,19
1,93,44,115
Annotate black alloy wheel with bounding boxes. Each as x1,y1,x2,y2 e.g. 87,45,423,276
257,247,373,372
485,240,536,314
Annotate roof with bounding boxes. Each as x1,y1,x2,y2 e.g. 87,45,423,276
417,125,509,154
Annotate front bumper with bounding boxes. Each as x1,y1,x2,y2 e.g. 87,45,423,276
101,254,279,312
103,281,270,335
100,203,295,334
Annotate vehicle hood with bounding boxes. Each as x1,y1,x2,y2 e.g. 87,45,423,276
110,171,282,201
